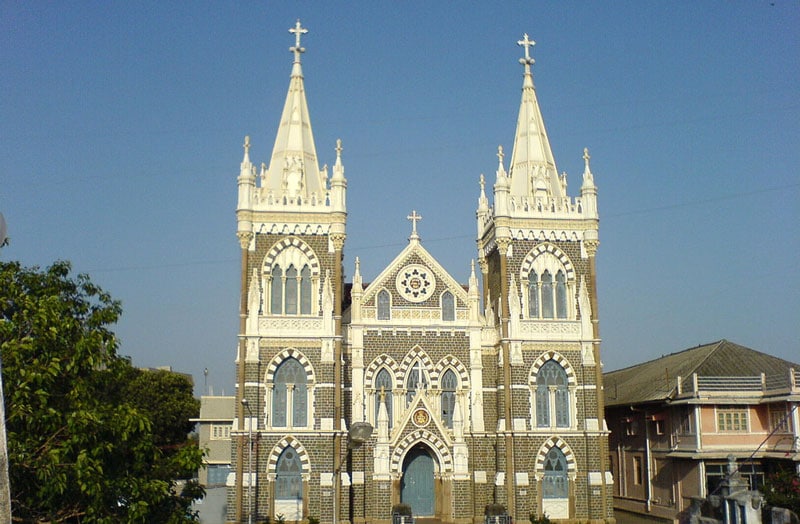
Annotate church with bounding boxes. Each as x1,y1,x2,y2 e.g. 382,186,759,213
228,21,613,524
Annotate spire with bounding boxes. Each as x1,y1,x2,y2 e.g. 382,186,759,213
261,19,326,202
507,34,562,200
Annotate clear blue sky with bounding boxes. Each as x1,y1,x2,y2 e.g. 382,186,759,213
2,2,798,395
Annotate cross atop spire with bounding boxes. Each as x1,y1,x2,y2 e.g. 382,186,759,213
407,210,422,241
517,33,535,67
289,19,308,63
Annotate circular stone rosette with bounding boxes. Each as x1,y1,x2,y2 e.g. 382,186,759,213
395,264,436,303
412,408,430,427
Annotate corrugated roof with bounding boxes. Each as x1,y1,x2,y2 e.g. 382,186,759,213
603,339,799,407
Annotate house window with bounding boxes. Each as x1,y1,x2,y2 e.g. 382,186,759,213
269,263,313,315
273,358,308,428
542,447,569,498
207,464,231,486
633,456,643,485
769,404,791,432
374,368,393,428
275,447,303,500
377,290,391,320
528,271,539,318
705,462,764,495
405,360,429,405
441,369,457,428
535,360,570,428
717,406,748,432
210,424,231,440
653,419,665,435
441,291,455,321
625,419,639,436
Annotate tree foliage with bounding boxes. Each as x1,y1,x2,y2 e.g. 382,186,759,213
763,466,800,518
0,261,204,523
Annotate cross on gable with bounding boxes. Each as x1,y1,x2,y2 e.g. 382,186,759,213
289,20,308,61
407,210,422,238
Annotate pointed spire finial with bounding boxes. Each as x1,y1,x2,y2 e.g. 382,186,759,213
497,145,505,168
336,138,343,161
243,135,251,163
407,210,422,241
289,19,308,63
583,147,591,169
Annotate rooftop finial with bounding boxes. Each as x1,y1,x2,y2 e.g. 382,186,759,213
518,33,535,67
583,147,591,170
289,19,308,63
243,135,251,163
336,138,343,161
497,145,505,167
407,210,422,241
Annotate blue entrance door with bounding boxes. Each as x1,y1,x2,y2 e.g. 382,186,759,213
401,445,435,516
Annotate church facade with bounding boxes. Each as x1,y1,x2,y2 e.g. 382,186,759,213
228,22,613,524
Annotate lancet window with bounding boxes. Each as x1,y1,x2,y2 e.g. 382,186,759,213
440,369,458,428
441,291,455,321
522,247,574,320
542,447,569,498
264,241,318,316
275,447,303,500
377,289,391,320
535,360,570,428
374,368,393,428
272,357,308,428
405,360,429,405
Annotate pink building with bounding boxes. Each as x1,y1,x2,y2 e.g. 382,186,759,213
604,340,799,523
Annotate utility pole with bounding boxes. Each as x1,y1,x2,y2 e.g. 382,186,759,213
0,212,12,523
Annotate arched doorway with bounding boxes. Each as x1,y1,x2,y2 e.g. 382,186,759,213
401,444,435,516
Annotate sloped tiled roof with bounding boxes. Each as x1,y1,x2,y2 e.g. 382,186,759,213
604,340,799,407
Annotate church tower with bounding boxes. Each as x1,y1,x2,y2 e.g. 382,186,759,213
475,35,612,521
231,21,348,523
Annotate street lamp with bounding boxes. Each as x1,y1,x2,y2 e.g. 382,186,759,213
241,398,254,524
333,422,374,524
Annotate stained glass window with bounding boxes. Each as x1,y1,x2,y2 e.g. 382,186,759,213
275,448,303,500
543,447,568,498
536,360,569,428
377,290,391,320
271,266,283,314
273,358,308,427
556,270,567,319
374,368,393,427
528,272,539,318
541,270,554,318
441,369,457,428
285,265,298,314
442,291,455,321
300,265,312,314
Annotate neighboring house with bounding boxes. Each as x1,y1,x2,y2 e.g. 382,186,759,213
604,340,800,523
192,395,235,524
225,21,613,524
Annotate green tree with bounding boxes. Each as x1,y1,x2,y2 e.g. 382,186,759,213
763,467,800,517
0,261,204,522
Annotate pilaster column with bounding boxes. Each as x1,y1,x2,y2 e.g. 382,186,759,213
495,237,516,516
234,231,252,523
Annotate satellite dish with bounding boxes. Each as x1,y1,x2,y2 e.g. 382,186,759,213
0,213,6,246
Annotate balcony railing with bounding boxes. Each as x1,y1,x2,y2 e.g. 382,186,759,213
673,368,798,399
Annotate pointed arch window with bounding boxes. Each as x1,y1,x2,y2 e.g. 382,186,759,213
541,271,554,318
275,447,303,500
271,266,284,314
374,368,393,428
543,447,569,498
441,369,457,428
536,360,570,428
405,360,429,405
555,270,567,319
285,265,298,314
300,265,312,314
273,358,308,428
377,290,391,320
528,271,539,318
441,291,455,321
